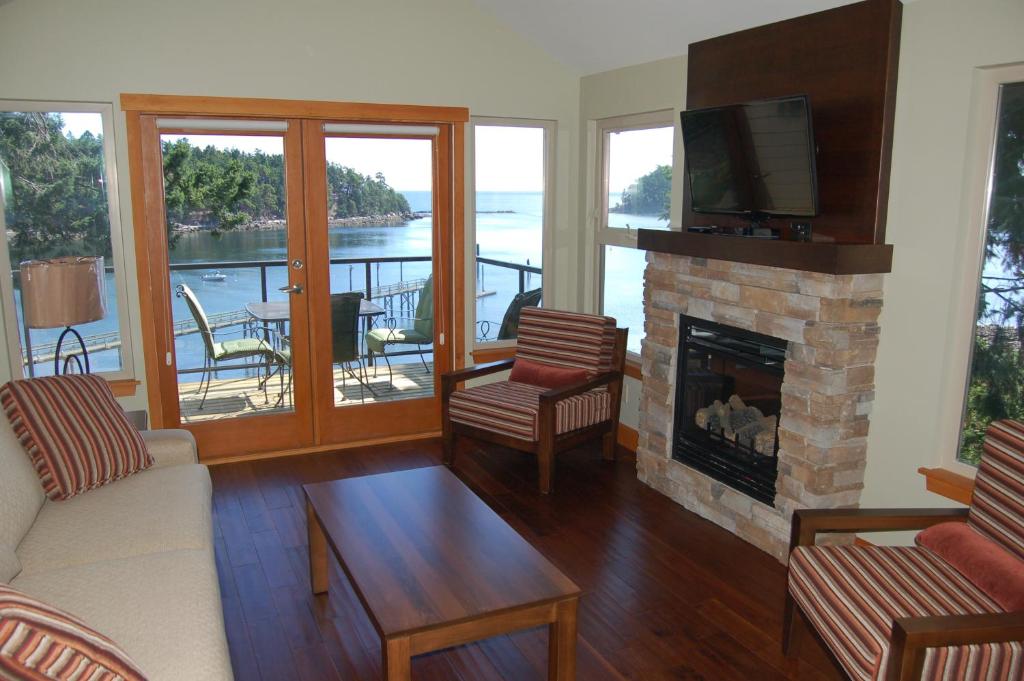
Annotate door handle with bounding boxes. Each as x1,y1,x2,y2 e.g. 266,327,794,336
279,284,304,295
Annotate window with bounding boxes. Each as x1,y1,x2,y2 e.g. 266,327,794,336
958,79,1024,465
595,111,675,357
0,103,132,379
470,118,553,345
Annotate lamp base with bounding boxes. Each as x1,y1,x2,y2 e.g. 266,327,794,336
55,326,90,374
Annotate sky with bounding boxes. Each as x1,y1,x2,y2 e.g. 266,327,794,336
607,126,674,194
60,115,675,194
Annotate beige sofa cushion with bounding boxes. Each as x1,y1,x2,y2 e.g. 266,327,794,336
0,542,20,583
140,428,198,468
16,463,212,575
0,417,44,558
11,548,232,681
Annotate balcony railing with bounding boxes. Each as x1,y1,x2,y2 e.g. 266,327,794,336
16,255,542,375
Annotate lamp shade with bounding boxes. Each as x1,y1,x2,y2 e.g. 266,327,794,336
20,257,106,329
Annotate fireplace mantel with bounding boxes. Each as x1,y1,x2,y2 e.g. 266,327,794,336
638,230,893,275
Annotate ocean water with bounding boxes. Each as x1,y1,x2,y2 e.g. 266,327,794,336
16,191,665,376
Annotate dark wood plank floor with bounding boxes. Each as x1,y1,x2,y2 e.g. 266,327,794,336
210,438,843,681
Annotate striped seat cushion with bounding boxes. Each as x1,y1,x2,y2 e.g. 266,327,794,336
516,307,617,375
0,375,153,501
969,419,1024,560
0,584,147,680
448,380,612,440
789,545,1022,681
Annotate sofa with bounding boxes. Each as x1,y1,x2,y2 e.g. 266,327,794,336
0,418,234,680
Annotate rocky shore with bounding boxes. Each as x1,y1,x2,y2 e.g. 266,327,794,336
172,212,416,233
171,208,518,234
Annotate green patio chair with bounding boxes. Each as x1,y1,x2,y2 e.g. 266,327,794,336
331,291,369,403
365,275,433,387
176,283,285,409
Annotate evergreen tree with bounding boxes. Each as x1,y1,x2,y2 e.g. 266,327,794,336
0,113,112,262
612,165,671,218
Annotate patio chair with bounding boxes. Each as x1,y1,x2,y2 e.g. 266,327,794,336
442,307,627,494
365,275,433,387
783,419,1024,681
330,291,369,404
476,287,542,341
176,284,285,409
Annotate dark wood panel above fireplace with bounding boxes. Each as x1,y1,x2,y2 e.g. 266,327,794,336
682,0,902,245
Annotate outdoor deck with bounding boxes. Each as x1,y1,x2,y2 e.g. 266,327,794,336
178,362,434,422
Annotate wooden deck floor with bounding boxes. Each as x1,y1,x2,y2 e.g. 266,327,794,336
179,362,434,423
209,439,843,681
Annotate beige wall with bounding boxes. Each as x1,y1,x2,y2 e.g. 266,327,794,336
862,0,1024,516
0,0,582,408
577,56,687,429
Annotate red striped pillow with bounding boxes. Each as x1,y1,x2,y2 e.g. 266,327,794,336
0,375,153,501
0,584,147,680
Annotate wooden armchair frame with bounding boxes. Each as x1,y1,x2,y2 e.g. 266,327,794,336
441,328,628,494
784,507,1024,681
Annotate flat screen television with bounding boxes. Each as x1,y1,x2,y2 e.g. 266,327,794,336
680,95,819,219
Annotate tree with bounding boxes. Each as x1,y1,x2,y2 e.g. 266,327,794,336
0,112,112,263
612,165,671,218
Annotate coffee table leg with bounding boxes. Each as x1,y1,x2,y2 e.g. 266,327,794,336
307,500,328,595
549,597,578,681
383,636,411,681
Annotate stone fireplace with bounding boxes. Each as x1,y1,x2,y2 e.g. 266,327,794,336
636,252,884,562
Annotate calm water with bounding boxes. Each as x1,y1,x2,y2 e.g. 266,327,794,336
18,192,664,375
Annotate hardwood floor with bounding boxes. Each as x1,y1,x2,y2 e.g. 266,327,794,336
210,438,844,681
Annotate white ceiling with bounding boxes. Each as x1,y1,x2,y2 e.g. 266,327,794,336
470,0,860,75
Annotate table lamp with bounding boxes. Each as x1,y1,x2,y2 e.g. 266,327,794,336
20,256,106,374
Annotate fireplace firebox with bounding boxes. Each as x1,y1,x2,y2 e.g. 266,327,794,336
672,315,787,505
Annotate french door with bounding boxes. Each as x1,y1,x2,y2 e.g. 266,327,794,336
125,96,465,459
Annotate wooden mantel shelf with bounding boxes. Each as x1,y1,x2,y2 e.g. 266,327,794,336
637,230,893,275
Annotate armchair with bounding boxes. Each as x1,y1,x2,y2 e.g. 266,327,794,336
783,420,1024,681
442,307,627,494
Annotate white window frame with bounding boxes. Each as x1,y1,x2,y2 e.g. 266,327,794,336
0,100,135,381
937,63,1024,475
594,110,676,360
467,116,555,350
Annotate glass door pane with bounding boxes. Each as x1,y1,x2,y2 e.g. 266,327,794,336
321,135,435,407
159,131,297,422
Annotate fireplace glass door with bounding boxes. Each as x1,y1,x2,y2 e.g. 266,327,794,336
672,315,786,505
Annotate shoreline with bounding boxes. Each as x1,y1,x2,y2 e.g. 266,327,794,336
172,209,517,234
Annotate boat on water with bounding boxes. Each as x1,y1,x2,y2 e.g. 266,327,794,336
201,270,227,282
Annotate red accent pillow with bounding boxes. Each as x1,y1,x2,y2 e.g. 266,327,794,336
0,584,147,679
509,358,589,390
0,375,153,501
916,522,1024,612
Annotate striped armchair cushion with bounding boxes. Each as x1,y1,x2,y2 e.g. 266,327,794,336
448,381,612,440
515,308,617,375
789,545,1022,681
0,375,153,501
0,584,146,680
969,419,1024,560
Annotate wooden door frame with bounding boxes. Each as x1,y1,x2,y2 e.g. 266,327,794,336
122,94,468,460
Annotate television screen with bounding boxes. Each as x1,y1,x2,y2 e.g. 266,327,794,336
681,95,818,218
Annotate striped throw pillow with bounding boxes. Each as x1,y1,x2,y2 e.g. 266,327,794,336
0,375,153,501
0,584,147,680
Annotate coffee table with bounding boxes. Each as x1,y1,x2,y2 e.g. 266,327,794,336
304,466,581,680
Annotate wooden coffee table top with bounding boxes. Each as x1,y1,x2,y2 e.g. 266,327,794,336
303,466,580,638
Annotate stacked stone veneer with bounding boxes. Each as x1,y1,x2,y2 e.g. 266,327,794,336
637,252,885,563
